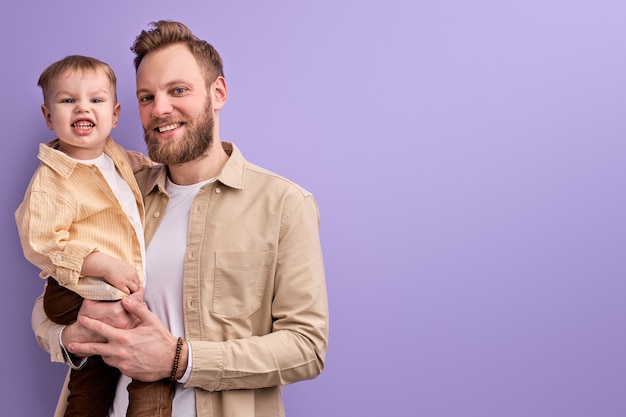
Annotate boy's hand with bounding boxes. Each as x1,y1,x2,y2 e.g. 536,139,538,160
81,252,141,294
102,257,141,295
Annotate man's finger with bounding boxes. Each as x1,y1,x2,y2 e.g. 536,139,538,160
66,316,121,357
121,290,153,323
126,286,145,303
68,340,112,358
75,315,118,341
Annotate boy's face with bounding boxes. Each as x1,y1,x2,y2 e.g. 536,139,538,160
41,69,120,159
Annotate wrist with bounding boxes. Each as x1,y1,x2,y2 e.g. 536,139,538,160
170,337,186,381
59,325,88,370
60,321,88,354
176,342,189,380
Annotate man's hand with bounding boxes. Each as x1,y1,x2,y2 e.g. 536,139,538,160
61,288,145,357
66,291,186,382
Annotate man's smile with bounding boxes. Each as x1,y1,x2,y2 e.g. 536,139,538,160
157,122,183,133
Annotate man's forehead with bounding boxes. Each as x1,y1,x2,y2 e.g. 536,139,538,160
138,44,196,69
136,47,204,89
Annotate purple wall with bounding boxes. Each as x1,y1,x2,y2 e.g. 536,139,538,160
2,1,625,415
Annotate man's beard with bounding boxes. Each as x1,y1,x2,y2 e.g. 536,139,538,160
144,100,214,166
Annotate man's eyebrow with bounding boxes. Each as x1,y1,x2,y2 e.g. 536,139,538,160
166,80,191,87
136,80,193,96
136,87,152,96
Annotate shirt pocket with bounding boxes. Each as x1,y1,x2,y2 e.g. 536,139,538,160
213,251,274,318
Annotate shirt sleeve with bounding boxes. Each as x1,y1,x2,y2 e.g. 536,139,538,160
125,150,156,174
16,190,95,285
185,195,329,391
31,290,66,363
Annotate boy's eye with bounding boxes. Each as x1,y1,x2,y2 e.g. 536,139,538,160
60,98,75,103
91,98,104,103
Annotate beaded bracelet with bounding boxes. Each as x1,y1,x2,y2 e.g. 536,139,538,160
170,337,185,381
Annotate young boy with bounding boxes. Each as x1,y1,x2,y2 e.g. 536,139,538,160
15,55,170,416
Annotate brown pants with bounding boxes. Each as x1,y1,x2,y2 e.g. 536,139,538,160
44,278,175,417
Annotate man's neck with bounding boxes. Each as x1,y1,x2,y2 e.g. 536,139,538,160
167,139,229,185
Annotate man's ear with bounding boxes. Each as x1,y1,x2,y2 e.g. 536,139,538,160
41,104,54,131
211,76,228,111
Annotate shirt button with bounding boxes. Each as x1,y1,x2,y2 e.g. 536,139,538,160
215,188,221,194
55,255,62,262
153,212,160,218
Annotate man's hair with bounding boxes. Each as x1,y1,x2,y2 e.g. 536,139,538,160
131,20,224,86
37,55,118,105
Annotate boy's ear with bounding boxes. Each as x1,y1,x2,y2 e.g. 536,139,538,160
112,103,121,128
41,104,54,130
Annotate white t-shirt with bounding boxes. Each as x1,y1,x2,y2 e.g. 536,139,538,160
109,177,215,417
86,153,146,269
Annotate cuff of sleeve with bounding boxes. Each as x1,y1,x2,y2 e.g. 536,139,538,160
47,323,66,363
52,242,96,285
59,325,88,370
185,341,224,391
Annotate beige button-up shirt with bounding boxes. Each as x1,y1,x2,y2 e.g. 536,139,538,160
33,142,329,417
16,138,148,300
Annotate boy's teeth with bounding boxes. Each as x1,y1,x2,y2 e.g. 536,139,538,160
158,123,179,133
73,122,94,129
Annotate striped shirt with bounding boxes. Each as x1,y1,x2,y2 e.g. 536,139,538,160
15,137,150,300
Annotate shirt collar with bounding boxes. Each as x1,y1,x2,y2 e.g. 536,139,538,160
38,137,117,179
142,141,247,197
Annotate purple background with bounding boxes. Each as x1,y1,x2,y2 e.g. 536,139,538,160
2,1,626,415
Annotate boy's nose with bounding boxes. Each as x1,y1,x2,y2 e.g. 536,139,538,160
74,103,90,113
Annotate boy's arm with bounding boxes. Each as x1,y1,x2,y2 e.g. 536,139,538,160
16,190,94,287
81,252,140,295
125,149,156,174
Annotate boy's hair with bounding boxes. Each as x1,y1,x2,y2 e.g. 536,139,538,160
37,55,118,105
131,20,224,87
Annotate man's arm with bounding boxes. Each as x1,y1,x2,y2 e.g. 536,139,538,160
32,290,66,363
186,194,328,391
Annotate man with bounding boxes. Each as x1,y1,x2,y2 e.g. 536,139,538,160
32,20,328,417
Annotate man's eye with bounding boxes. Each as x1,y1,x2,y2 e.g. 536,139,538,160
139,95,153,103
173,87,186,95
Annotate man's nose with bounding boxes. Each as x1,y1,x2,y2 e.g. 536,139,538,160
151,95,173,117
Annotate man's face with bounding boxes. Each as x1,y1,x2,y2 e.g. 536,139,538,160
136,43,214,165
